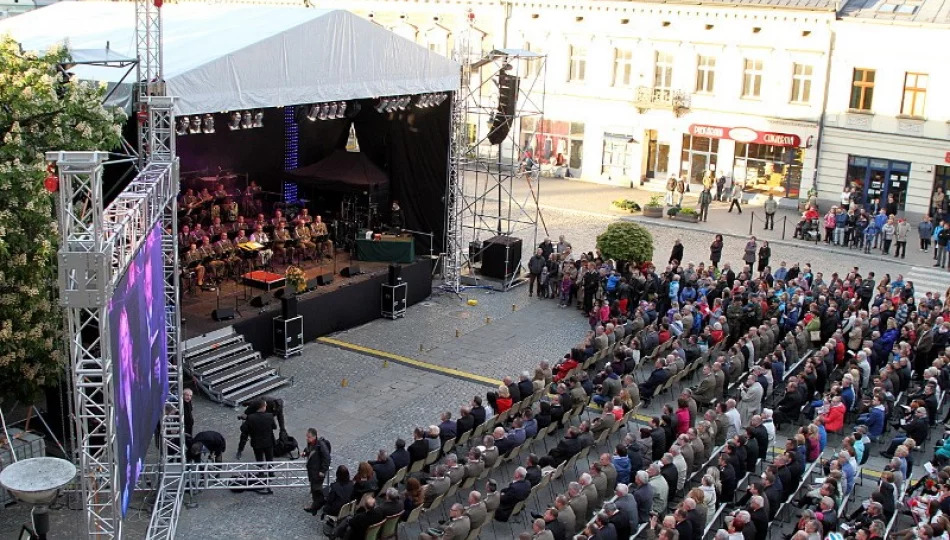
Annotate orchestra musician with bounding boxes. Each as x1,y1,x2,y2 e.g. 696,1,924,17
192,223,208,241
180,189,199,216
294,219,316,260
270,210,285,228
249,225,273,267
254,213,268,230
391,199,403,229
213,183,229,200
199,237,225,284
273,223,294,264
310,216,333,259
222,197,239,223
243,180,262,215
234,228,250,245
178,225,199,248
184,242,206,287
231,215,250,235
297,208,313,224
214,232,241,277
197,188,214,220
208,217,228,238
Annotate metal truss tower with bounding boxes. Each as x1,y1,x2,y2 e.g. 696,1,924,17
135,0,165,167
444,43,546,291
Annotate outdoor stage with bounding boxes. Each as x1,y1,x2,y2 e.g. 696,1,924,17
180,253,433,356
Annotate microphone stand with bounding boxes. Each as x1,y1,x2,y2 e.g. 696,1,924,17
398,228,435,259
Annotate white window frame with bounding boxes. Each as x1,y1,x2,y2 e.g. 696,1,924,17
613,48,634,87
568,45,587,82
695,55,716,94
790,63,813,104
741,58,764,98
654,51,674,91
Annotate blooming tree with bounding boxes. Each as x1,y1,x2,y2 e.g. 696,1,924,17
0,36,124,402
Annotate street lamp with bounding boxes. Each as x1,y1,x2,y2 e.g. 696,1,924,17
0,457,77,540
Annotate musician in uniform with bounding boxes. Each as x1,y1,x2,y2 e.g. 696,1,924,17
297,208,313,224
310,216,333,259
178,225,199,249
213,183,229,200
234,229,250,244
184,243,206,287
294,219,316,261
180,189,200,217
192,223,208,241
208,217,228,238
243,180,262,215
273,224,294,264
232,215,250,235
270,210,285,228
222,197,239,223
199,237,225,284
254,213,268,230
214,232,241,278
250,225,273,267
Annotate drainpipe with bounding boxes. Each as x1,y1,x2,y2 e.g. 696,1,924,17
501,0,512,49
812,16,837,201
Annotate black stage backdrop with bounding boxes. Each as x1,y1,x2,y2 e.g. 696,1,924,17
233,258,433,355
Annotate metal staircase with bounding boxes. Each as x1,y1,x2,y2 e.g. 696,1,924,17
183,328,291,406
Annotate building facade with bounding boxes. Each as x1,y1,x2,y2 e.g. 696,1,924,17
816,1,950,220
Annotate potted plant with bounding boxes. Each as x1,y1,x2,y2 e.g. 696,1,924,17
596,222,655,267
675,207,700,223
611,199,642,213
284,265,307,296
666,206,680,218
643,195,664,218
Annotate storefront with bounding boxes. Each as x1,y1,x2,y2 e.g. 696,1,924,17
845,156,910,212
520,118,585,178
685,124,805,197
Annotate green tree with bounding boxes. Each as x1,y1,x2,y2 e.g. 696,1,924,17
0,37,124,402
596,221,654,266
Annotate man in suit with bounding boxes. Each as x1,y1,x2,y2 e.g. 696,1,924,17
592,512,618,540
554,495,576,536
371,449,396,487
438,412,457,446
530,518,555,540
605,502,631,540
471,396,487,427
391,438,411,472
748,495,769,540
424,466,451,504
339,496,383,540
693,365,718,406
613,483,639,531
408,427,430,465
421,503,470,540
444,454,465,486
632,471,654,525
495,467,531,522
591,407,617,437
566,482,589,525
525,454,542,486
456,406,475,438
503,375,522,403
580,473,600,515
547,427,582,466
377,487,403,518
483,480,501,513
464,491,489,530
673,508,693,540
481,435,500,469
641,359,671,401
518,371,535,401
463,448,485,481
236,399,277,493
493,427,516,457
303,428,331,514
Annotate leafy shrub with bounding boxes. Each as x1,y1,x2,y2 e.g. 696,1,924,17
596,221,654,265
646,195,663,208
678,207,699,216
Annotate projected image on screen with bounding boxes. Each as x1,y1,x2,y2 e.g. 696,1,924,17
108,226,168,516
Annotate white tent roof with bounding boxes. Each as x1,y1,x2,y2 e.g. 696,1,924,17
0,2,460,115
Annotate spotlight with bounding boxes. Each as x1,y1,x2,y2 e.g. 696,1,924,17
336,101,347,119
202,113,215,134
306,105,318,121
375,98,388,113
176,117,190,136
253,110,264,128
434,93,447,105
419,95,432,108
327,102,338,119
189,115,201,134
318,104,328,121
241,111,253,129
398,96,410,111
228,111,242,130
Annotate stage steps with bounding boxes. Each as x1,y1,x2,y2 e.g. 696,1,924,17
183,328,291,407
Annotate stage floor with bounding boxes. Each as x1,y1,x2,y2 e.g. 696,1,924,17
179,251,391,341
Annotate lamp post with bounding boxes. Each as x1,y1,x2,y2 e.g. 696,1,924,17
0,457,77,539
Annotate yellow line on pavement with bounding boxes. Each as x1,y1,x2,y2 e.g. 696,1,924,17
317,337,504,387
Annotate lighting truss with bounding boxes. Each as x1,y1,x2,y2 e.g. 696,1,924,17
51,95,181,540
443,43,547,293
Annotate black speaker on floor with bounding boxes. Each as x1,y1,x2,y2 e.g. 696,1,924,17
317,273,334,286
281,295,298,319
212,308,236,321
249,292,273,308
340,261,362,278
480,235,522,280
306,277,320,291
388,263,402,286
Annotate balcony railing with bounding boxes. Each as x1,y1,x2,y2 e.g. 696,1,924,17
633,86,691,116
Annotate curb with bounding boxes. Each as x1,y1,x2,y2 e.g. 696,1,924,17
623,215,920,266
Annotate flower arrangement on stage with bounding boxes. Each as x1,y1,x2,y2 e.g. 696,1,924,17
285,265,307,294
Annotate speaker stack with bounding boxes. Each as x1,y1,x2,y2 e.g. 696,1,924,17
381,263,407,320
480,235,523,280
487,71,520,145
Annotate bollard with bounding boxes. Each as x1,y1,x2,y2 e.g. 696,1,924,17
341,378,348,388
485,316,491,324
419,343,424,352
455,329,460,338
512,304,516,312
383,359,389,368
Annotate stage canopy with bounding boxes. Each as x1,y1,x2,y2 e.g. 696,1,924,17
0,1,460,116
284,151,389,193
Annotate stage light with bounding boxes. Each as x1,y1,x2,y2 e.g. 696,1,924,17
253,110,264,128
434,93,447,105
375,98,387,113
318,104,329,120
327,102,338,119
176,117,190,136
189,115,201,134
228,111,242,130
336,101,347,118
306,105,317,121
415,95,428,108
202,114,215,134
398,96,410,111
241,111,253,129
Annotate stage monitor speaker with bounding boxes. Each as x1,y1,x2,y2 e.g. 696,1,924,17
211,308,236,321
487,72,520,145
317,273,334,286
340,261,362,278
249,292,273,308
306,277,320,291
388,263,402,286
281,296,298,319
480,235,522,280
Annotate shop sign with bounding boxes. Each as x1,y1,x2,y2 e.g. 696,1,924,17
688,124,802,147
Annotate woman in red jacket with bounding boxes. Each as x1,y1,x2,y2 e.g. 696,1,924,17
494,385,513,414
675,398,691,436
821,396,846,433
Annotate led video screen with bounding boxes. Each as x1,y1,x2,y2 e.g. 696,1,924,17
108,226,168,516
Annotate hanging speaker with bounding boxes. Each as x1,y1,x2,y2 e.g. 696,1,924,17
487,71,520,145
